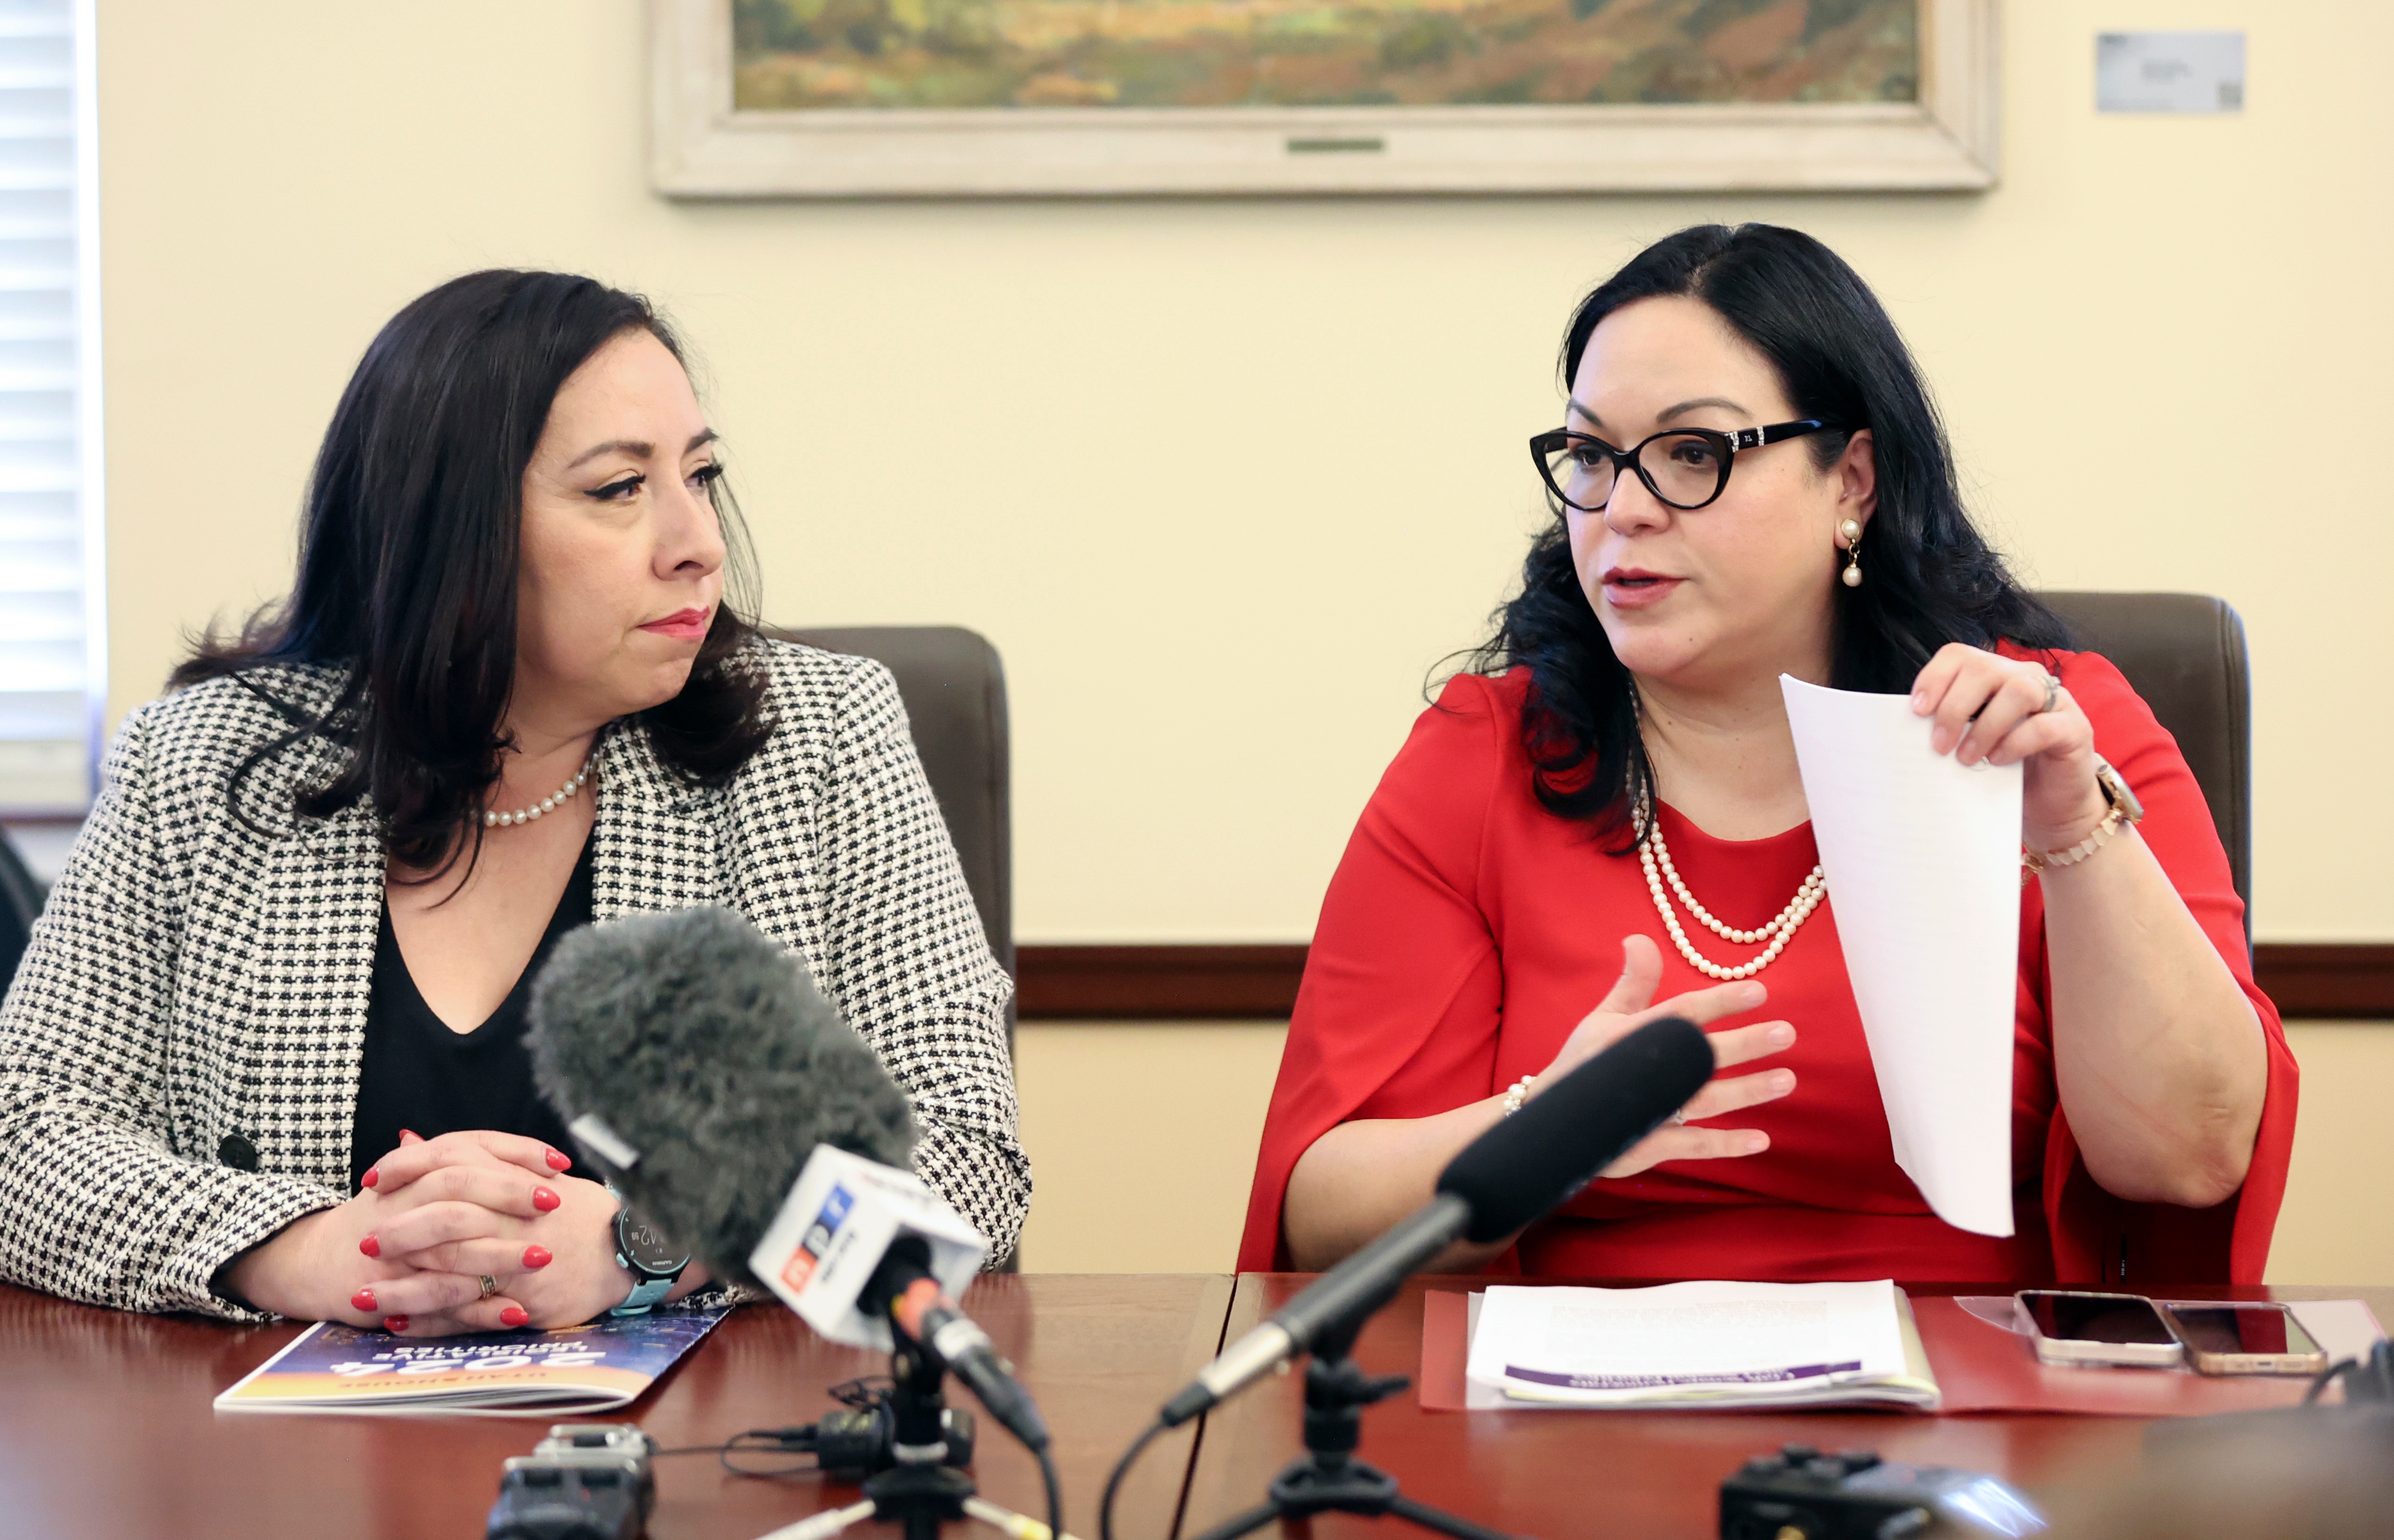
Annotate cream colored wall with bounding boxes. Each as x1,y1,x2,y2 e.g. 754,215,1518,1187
1014,1022,1290,1272
2268,1025,2394,1286
95,3,2394,1280
96,0,2391,945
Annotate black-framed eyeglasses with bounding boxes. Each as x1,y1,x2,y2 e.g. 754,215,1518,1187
1529,420,1837,513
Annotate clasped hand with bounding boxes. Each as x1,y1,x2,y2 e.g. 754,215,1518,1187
221,1130,631,1337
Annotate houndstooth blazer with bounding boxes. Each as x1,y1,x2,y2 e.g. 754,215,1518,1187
0,639,1028,1319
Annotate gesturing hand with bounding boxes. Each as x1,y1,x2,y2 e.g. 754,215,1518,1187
1533,934,1798,1180
1910,642,2105,852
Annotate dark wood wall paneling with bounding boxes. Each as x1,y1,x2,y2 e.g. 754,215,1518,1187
1016,943,2394,1021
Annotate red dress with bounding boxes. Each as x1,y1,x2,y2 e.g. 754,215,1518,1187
1237,647,2297,1286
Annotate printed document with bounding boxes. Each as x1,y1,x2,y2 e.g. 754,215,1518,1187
1463,1279,1939,1410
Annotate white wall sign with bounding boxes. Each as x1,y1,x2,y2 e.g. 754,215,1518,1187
2097,32,2245,115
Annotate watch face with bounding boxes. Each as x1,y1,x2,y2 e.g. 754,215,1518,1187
617,1211,688,1274
2093,754,2145,823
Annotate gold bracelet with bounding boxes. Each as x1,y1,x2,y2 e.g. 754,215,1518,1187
2022,805,2129,875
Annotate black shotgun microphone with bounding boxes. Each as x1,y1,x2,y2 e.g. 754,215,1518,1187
525,905,1049,1452
1157,1015,1715,1427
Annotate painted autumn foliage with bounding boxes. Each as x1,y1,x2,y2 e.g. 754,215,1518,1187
732,0,1919,111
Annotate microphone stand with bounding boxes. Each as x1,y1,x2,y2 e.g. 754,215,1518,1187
760,1325,1061,1540
1180,1312,1526,1540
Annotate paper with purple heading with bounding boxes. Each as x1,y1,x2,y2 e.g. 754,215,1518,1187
1781,675,2019,1238
1462,1279,1938,1409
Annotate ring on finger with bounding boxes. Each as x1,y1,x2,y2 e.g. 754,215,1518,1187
478,1274,500,1301
1669,1107,1688,1127
2036,671,2060,715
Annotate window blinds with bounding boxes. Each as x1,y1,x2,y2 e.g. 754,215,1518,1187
0,0,95,812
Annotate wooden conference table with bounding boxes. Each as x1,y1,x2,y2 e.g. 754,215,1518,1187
1,1274,2384,1540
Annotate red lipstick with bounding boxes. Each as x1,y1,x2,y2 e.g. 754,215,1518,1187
639,607,711,640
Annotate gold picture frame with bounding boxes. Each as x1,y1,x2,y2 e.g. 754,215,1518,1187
651,0,1996,198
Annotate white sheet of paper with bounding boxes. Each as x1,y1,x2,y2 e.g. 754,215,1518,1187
1459,1280,1936,1410
1781,675,2019,1237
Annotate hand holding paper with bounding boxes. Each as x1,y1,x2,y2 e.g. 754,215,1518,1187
1781,675,2019,1237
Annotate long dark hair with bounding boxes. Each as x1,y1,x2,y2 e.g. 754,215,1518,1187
1476,223,2066,848
174,269,773,876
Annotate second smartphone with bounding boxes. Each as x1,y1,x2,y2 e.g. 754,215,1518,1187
2156,1301,2327,1376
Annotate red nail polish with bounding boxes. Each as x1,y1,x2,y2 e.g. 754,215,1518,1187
352,1288,377,1313
545,1147,572,1171
359,1235,380,1259
500,1306,530,1328
400,1129,419,1140
523,1245,552,1270
384,1315,409,1333
361,1167,378,1189
532,1187,561,1212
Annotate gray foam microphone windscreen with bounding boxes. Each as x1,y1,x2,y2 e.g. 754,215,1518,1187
527,905,917,1286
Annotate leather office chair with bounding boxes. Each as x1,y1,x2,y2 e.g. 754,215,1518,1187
771,626,1013,1005
771,625,1017,1268
2038,592,2252,946
2036,594,2256,1287
0,825,41,996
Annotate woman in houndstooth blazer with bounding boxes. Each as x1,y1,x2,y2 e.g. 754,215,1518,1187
0,271,1028,1332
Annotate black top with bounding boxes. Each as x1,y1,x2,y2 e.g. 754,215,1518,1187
348,836,595,1191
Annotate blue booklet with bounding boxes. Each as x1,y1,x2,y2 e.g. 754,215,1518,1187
215,1307,730,1416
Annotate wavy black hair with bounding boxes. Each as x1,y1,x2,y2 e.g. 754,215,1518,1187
1474,223,2066,849
172,269,772,878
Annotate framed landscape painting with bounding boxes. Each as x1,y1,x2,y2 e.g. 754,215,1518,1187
651,0,1995,196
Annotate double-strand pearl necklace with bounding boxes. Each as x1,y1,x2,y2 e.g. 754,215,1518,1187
483,754,597,828
1635,796,1826,981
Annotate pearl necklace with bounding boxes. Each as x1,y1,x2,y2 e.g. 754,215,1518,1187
1635,797,1826,981
483,754,597,828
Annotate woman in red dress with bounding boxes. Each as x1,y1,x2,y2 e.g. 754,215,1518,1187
1239,225,2293,1287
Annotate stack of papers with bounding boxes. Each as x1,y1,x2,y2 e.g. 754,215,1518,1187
1462,1280,1940,1410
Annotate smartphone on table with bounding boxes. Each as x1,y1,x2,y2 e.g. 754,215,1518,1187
2155,1301,2328,1376
2015,1290,2183,1368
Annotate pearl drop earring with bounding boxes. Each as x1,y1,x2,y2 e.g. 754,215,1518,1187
1838,518,1863,588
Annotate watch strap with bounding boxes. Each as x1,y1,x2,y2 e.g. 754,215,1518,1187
612,1275,675,1317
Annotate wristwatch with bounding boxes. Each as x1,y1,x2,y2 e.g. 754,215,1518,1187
607,1184,690,1317
2024,754,2145,874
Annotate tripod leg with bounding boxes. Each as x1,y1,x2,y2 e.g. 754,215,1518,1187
754,1499,882,1540
963,1493,1087,1540
1382,1493,1528,1540
1180,1498,1292,1540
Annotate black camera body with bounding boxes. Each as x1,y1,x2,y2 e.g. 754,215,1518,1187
806,1400,977,1482
1720,1444,2046,1540
488,1424,657,1540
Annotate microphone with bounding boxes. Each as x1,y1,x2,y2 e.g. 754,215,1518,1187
526,905,1049,1452
1157,1016,1715,1426
869,1233,1049,1453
